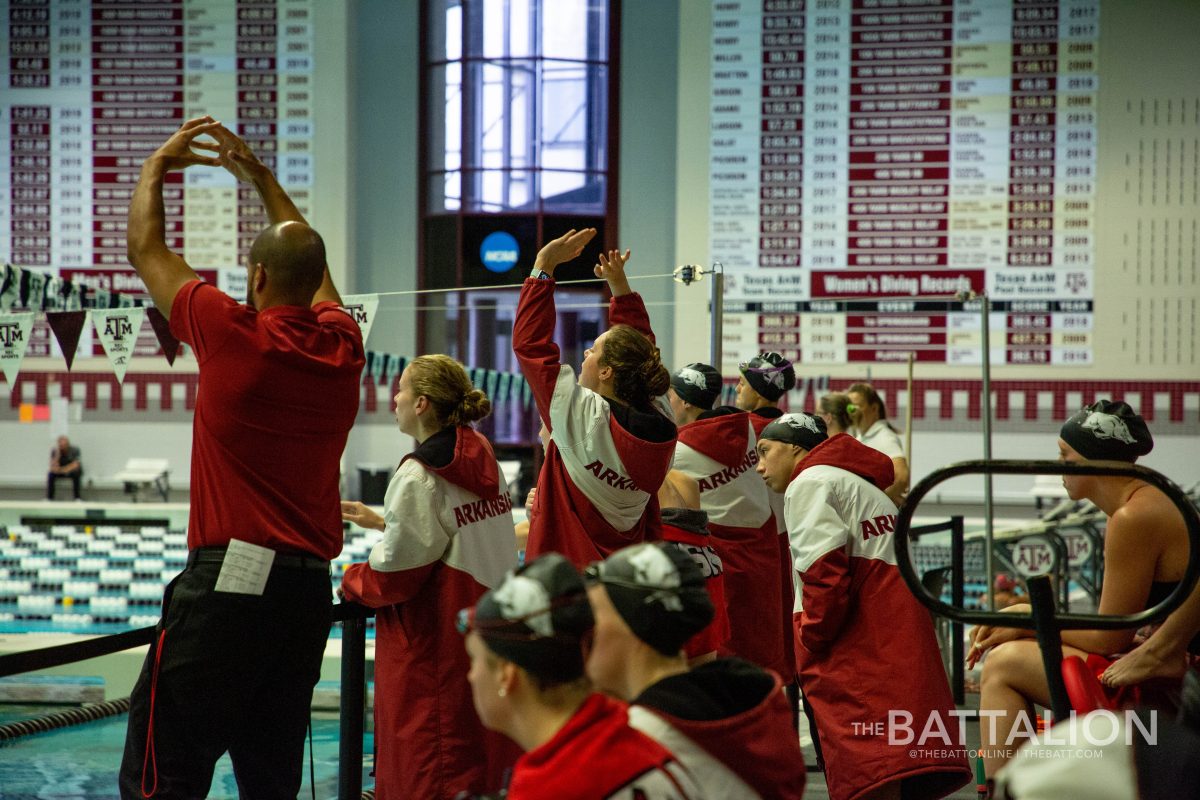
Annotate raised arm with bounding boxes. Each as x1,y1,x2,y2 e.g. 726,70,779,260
127,117,222,318
212,124,342,307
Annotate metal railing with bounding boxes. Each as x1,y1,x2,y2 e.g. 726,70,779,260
894,459,1200,720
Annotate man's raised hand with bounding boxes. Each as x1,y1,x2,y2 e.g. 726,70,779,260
210,124,270,184
147,116,224,172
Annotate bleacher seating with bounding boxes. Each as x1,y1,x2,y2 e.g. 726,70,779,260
0,521,384,634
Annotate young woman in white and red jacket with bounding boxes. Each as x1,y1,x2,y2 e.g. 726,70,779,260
339,355,519,800
756,413,971,800
513,228,676,568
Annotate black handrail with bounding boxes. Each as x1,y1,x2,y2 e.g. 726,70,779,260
895,459,1200,720
895,460,1200,629
911,516,966,703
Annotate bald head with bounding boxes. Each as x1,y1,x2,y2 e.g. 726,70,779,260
248,221,327,305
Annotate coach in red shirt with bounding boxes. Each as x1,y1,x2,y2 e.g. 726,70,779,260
119,117,364,799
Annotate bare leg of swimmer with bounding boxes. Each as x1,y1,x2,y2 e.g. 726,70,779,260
979,640,1091,777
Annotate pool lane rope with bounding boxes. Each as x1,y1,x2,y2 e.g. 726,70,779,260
0,696,131,743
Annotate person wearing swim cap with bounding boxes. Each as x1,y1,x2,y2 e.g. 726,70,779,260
670,362,789,678
733,351,801,681
756,414,970,800
584,541,808,799
459,554,701,800
972,400,1195,777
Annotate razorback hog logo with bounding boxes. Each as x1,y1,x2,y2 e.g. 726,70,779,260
861,514,896,541
584,459,640,491
1080,411,1137,445
677,367,708,391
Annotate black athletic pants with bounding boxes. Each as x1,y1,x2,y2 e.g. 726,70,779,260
119,553,332,799
47,468,82,499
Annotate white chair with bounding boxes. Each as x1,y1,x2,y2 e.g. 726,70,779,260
112,458,171,502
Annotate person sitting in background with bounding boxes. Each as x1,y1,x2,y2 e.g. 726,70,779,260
993,573,1025,609
513,231,676,567
969,400,1190,777
584,541,808,799
817,392,853,436
846,382,909,506
460,553,701,800
47,435,82,501
670,362,789,678
657,469,730,663
339,355,518,799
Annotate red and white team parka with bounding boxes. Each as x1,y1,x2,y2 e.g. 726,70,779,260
786,433,971,800
628,658,807,800
514,278,676,567
748,407,797,680
674,411,789,676
340,426,519,800
507,693,701,800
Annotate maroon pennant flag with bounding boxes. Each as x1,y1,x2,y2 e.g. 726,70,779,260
45,310,87,370
145,307,181,365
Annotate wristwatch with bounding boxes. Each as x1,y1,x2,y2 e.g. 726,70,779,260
530,267,552,280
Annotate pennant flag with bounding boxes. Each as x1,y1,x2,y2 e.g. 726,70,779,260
21,268,46,310
46,311,88,370
60,278,83,311
91,307,145,383
386,355,406,383
485,369,500,400
520,377,533,410
0,265,19,311
42,277,63,311
0,312,35,384
370,351,386,383
340,294,380,346
498,372,513,403
145,307,181,366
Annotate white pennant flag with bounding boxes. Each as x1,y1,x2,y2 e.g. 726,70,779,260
340,294,380,346
0,312,35,384
91,307,145,383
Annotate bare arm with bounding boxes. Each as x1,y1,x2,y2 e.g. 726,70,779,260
127,117,222,318
212,124,341,307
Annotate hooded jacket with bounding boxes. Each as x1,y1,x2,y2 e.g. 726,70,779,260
340,426,519,799
784,433,971,800
629,658,807,800
514,279,676,567
660,507,731,659
507,693,701,800
674,410,789,676
748,407,797,680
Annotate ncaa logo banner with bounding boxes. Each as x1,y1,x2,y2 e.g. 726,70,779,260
341,294,380,346
0,312,35,384
91,307,145,383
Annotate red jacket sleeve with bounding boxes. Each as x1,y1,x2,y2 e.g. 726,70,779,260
787,479,854,655
609,292,655,344
340,560,438,608
513,277,562,427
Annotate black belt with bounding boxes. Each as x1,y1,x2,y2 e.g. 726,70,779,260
187,546,330,571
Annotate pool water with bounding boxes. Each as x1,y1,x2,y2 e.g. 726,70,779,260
0,709,373,799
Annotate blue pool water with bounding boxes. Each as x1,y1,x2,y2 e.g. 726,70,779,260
0,709,374,799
